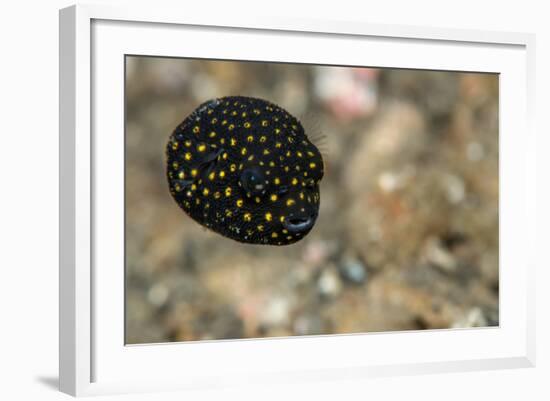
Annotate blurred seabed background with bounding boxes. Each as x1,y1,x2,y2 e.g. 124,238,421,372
125,56,499,344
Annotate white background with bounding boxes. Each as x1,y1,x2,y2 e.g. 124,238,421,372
0,0,547,400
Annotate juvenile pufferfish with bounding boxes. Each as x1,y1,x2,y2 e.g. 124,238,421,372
166,96,324,245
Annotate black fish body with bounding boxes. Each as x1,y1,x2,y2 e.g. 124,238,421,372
166,96,324,245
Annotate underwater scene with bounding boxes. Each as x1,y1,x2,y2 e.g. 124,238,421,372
125,56,499,344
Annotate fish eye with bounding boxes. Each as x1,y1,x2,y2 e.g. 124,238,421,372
240,168,266,196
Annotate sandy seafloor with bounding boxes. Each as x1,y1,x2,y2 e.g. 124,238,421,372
125,57,499,344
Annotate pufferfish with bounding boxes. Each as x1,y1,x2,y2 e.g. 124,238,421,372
166,96,324,245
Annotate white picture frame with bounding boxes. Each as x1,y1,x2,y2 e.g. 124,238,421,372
59,4,536,397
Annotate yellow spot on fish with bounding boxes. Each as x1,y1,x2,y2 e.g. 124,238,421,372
236,199,244,207
230,164,237,172
255,196,261,203
214,191,221,199
184,152,192,161
261,120,269,127
243,212,252,222
260,136,267,143
274,177,281,185
191,184,197,191
248,155,254,161
197,144,206,152
208,171,215,180
257,225,264,231
286,199,295,206
275,142,282,148
192,126,200,134
272,232,278,238
191,169,198,177
225,209,232,217
228,124,235,131
209,131,216,138
219,171,226,178
230,138,237,146
280,216,285,223
263,149,270,155
291,177,298,185
222,152,228,160
265,212,272,221
241,148,247,156
220,138,225,144
178,171,185,179
270,194,278,201
225,187,232,197
297,151,303,158
299,192,305,200
244,122,251,129
202,188,210,196
172,142,179,150
184,140,192,147
247,135,254,142
309,162,316,169
211,118,218,124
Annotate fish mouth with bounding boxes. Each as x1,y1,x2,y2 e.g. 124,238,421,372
283,212,317,233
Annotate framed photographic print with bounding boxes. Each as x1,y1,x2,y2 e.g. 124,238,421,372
59,4,536,396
